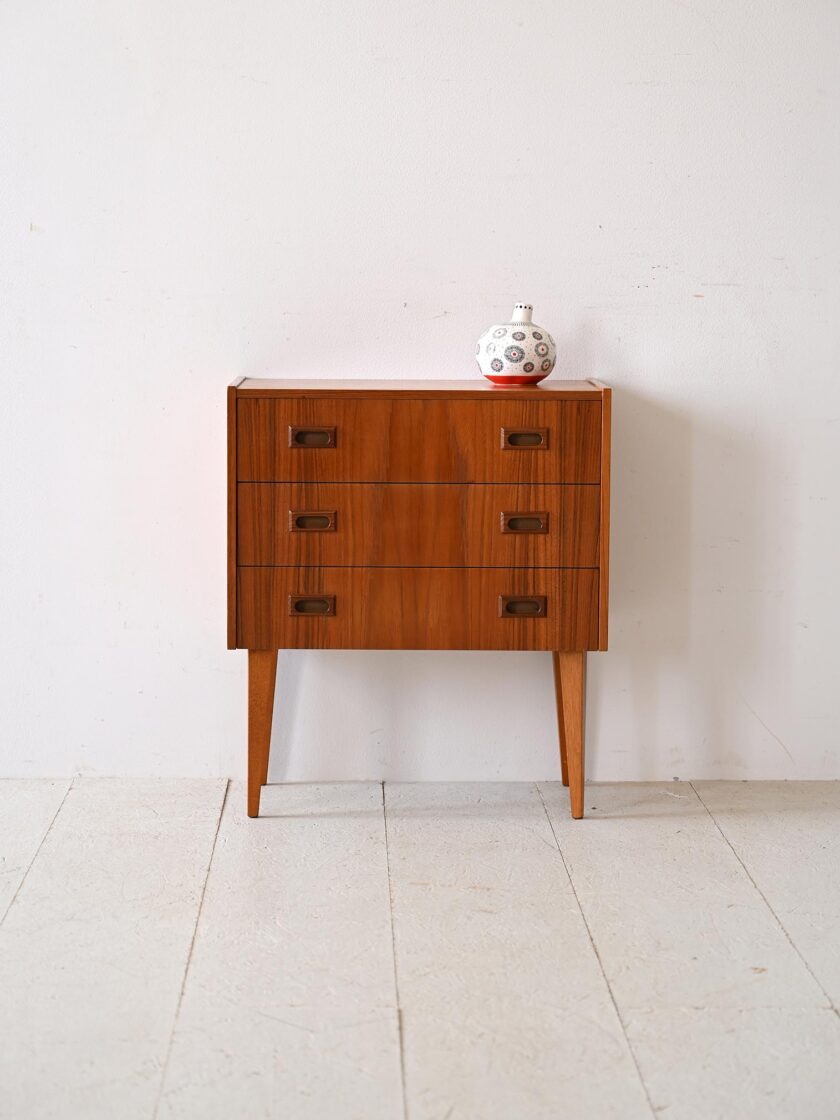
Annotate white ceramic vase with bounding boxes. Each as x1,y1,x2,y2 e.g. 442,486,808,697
475,303,556,386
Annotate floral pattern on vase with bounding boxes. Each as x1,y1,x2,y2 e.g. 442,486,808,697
475,303,556,385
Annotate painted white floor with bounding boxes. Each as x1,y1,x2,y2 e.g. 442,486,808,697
0,781,838,1119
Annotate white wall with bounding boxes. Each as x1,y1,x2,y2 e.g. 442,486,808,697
2,1,838,781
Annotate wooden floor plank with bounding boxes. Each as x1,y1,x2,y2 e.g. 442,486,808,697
385,782,650,1120
626,1007,840,1120
0,779,71,921
157,782,402,1120
540,782,827,1011
0,778,226,1120
5,779,840,1119
693,780,840,1008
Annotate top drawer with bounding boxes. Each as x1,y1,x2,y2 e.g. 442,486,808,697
236,397,601,483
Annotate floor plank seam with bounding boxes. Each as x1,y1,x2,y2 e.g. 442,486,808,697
0,776,75,929
382,782,409,1120
152,778,230,1120
536,782,658,1120
689,781,838,1017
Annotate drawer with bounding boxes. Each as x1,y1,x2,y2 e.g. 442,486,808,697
236,397,601,484
237,567,599,651
237,483,600,568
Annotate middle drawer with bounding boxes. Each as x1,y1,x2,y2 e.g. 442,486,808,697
238,483,600,568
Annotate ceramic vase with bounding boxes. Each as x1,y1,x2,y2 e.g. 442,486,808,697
475,303,556,386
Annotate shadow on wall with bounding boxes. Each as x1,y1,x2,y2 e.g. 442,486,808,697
265,327,771,782
587,383,693,776
268,646,563,782
585,371,769,779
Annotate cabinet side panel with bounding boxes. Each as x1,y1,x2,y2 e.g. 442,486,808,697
598,388,611,649
227,385,238,648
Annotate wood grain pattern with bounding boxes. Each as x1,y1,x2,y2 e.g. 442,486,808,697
499,594,547,618
236,377,604,399
227,377,611,819
248,650,277,817
288,425,336,448
237,483,600,569
288,509,337,532
500,426,549,450
552,652,569,787
499,510,550,534
236,398,601,484
555,652,586,818
237,567,599,651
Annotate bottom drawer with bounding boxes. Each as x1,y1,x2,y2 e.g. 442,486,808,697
237,567,599,651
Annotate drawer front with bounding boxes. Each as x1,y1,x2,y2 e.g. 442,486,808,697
237,567,599,651
237,398,601,483
238,483,600,568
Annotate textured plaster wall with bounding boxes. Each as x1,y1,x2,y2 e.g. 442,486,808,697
1,1,838,779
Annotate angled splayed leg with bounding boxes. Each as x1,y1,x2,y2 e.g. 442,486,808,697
554,652,586,819
248,650,277,817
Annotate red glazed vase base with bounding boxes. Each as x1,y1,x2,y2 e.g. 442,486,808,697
484,373,548,387
476,304,556,384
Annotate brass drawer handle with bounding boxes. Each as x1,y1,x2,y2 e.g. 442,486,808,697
500,427,549,450
498,595,547,618
288,510,337,532
288,594,336,616
500,511,549,534
288,426,337,448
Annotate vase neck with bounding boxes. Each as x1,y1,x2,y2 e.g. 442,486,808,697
512,303,533,323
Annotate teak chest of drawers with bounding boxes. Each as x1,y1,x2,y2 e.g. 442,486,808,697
228,378,611,819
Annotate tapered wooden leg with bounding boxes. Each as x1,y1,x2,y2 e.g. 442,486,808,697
551,652,570,787
554,652,586,819
248,649,277,818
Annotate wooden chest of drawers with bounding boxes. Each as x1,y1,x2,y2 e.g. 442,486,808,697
228,378,611,819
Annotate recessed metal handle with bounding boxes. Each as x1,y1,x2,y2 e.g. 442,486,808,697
498,595,547,618
288,594,336,616
288,426,336,448
501,427,549,450
288,510,337,532
500,511,550,534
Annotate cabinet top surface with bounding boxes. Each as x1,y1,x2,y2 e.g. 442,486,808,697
233,378,608,399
